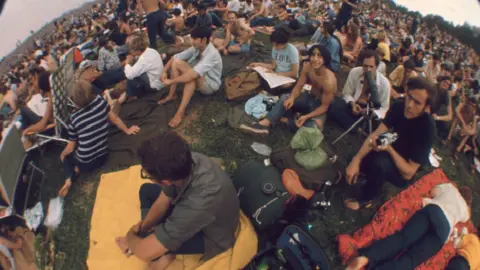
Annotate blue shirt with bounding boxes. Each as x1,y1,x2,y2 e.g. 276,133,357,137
272,43,299,77
310,30,341,72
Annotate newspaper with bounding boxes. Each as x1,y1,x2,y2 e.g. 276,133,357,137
251,66,296,89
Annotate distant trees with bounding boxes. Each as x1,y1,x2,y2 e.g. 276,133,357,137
385,0,480,55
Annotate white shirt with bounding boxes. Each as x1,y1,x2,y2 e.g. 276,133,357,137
27,94,49,117
124,48,164,90
423,183,470,240
378,61,386,76
342,67,391,119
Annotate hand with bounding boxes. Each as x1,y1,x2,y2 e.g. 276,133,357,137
162,77,173,86
283,97,295,110
391,91,401,99
125,125,140,135
371,136,391,152
351,104,362,116
131,221,143,234
296,115,309,128
60,151,68,162
432,114,439,121
345,158,360,185
13,238,23,249
126,54,134,64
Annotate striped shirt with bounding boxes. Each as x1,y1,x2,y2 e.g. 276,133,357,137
68,95,110,163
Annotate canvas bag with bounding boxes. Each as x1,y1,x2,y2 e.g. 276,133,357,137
225,70,261,101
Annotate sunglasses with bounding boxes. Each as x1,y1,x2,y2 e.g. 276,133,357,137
140,168,154,180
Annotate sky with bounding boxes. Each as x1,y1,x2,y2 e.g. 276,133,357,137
394,0,480,27
0,0,480,58
0,0,95,58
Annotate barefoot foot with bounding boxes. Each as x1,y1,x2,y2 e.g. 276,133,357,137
168,113,184,128
115,237,133,258
59,179,72,198
158,93,177,105
345,256,369,270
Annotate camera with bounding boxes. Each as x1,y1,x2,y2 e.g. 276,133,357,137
376,132,398,147
263,98,276,111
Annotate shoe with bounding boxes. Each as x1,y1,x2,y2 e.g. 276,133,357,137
239,122,270,135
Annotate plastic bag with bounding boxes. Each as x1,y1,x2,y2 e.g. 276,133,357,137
23,202,44,231
290,127,327,170
44,197,64,230
290,127,324,151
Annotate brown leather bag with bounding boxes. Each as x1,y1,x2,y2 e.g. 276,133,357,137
225,70,261,100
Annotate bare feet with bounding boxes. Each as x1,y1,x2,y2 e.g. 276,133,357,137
345,256,369,270
59,179,72,198
115,237,133,258
168,113,184,128
158,93,177,105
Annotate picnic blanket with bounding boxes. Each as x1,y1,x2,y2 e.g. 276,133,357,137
87,165,257,270
337,169,477,270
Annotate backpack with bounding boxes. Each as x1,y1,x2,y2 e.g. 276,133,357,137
245,225,331,270
232,160,294,231
225,70,261,101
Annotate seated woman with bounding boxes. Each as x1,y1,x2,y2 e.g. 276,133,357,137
432,76,454,144
248,29,299,93
240,45,336,135
347,184,472,270
447,97,479,156
58,80,140,197
410,49,425,73
339,23,362,64
21,72,54,141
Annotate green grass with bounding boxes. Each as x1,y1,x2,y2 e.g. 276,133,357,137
34,33,480,270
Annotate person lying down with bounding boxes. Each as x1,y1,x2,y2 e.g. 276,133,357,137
346,183,472,270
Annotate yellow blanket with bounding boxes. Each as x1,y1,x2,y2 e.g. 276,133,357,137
87,165,257,270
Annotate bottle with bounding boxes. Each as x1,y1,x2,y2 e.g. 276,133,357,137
251,142,272,156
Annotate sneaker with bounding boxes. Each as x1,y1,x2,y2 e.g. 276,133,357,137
239,122,270,135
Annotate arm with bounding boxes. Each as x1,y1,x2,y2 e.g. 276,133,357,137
107,111,138,134
240,23,255,43
23,96,53,135
436,95,453,122
455,102,467,128
250,5,265,20
0,236,22,249
139,190,172,233
386,145,421,180
289,65,309,99
60,141,76,160
124,58,151,80
352,123,389,163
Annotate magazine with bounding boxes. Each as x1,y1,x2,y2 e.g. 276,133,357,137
251,66,296,89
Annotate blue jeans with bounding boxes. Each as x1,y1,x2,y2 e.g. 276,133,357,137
63,153,108,181
266,92,324,130
446,256,470,270
92,66,126,94
146,10,170,48
250,17,275,27
360,204,450,270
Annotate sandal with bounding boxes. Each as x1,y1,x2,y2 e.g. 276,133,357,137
344,198,373,211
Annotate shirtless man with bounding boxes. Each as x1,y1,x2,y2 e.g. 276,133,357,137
212,11,254,55
138,0,170,49
240,45,337,135
166,8,186,46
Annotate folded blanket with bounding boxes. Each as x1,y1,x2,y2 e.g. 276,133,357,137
337,169,477,270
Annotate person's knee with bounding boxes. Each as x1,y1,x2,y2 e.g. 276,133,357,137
139,183,155,204
368,152,393,174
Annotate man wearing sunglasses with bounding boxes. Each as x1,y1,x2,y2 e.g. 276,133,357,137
344,77,437,211
115,131,240,269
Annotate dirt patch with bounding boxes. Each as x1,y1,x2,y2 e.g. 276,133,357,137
174,106,202,144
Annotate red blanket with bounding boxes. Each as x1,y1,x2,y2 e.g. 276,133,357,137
337,169,477,270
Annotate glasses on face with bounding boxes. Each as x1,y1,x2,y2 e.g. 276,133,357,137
141,168,154,180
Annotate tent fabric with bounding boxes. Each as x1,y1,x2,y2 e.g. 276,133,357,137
87,165,257,270
337,169,477,270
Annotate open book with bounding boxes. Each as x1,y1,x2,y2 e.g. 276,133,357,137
251,66,296,89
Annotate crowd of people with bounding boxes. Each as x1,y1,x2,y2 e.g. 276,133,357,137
0,0,480,269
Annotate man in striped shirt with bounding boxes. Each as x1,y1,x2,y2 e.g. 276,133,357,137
59,80,140,197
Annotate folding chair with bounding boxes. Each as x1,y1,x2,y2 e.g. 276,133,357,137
0,126,45,218
26,50,76,152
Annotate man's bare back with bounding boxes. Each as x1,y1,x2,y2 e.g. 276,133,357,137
140,0,161,14
228,21,251,44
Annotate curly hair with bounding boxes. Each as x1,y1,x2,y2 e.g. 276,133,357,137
137,131,193,182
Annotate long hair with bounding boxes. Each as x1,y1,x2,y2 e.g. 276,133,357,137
347,23,360,44
324,21,343,65
308,44,333,71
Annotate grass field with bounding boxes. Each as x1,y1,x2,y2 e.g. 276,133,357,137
33,33,480,270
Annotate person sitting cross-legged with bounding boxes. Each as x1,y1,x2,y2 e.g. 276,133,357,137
59,80,140,197
343,77,437,211
212,11,255,55
158,27,223,128
115,131,240,270
248,29,299,93
239,44,337,135
327,50,391,131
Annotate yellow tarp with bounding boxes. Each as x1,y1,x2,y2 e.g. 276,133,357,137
87,165,257,270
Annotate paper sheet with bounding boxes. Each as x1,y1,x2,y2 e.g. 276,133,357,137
252,66,296,89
